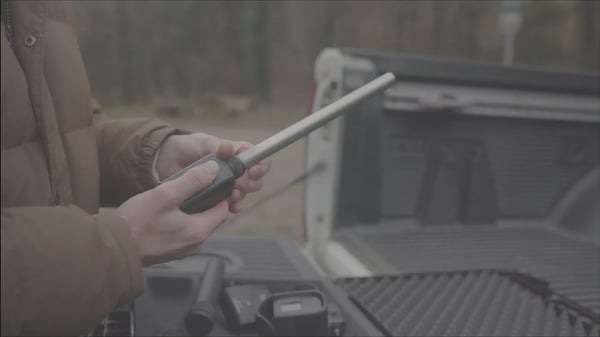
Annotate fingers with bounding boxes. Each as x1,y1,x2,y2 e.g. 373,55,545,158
234,177,263,193
247,166,263,180
232,160,269,195
193,134,233,159
178,200,229,247
229,201,242,213
176,134,219,165
199,134,222,153
163,138,268,215
207,139,260,162
169,134,259,169
233,141,253,155
216,141,235,160
229,189,244,203
247,160,271,180
188,200,229,237
232,155,269,195
155,161,219,207
228,189,245,213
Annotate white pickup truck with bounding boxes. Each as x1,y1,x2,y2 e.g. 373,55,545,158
90,48,600,337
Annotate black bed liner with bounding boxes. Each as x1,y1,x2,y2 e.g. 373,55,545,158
337,270,600,337
335,225,600,317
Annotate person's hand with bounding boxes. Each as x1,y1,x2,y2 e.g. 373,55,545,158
117,161,228,266
155,133,271,213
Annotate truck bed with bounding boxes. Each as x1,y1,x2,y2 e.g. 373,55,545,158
337,270,599,336
335,224,600,316
305,48,600,336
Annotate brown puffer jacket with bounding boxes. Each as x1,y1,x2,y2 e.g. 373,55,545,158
1,1,180,335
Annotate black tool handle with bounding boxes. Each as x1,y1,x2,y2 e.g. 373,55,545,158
185,258,225,336
162,154,246,214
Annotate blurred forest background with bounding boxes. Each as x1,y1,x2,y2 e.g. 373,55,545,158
73,0,599,111
74,0,598,241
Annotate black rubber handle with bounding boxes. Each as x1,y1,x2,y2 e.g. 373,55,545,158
185,258,225,336
162,154,246,214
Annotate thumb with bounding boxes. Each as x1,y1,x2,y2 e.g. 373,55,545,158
157,161,220,206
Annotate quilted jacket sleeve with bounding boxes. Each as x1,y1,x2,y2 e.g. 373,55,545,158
93,117,187,206
1,206,142,336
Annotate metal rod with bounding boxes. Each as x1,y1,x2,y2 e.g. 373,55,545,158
238,72,396,167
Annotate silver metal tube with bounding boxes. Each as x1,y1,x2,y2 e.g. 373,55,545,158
238,72,396,167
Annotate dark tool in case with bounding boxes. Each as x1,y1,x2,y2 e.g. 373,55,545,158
256,289,329,336
220,284,271,331
124,252,345,336
184,257,225,336
161,72,396,214
220,283,342,336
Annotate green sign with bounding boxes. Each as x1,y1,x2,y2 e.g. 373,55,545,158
499,0,523,34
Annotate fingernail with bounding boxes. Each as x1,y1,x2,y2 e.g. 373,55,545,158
204,161,219,175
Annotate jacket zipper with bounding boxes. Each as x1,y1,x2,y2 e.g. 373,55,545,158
2,0,15,49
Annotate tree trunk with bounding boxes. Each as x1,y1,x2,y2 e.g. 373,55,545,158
115,1,135,103
241,1,270,99
578,1,599,70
